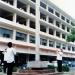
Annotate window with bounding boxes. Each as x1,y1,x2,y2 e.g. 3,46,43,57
56,21,60,27
61,15,65,20
30,7,35,15
40,38,47,46
68,46,71,51
2,0,13,5
55,11,60,17
29,35,35,43
66,19,70,23
0,9,13,21
48,7,53,13
17,1,27,12
31,0,36,3
62,24,65,30
56,42,61,48
40,25,46,33
40,2,46,9
0,28,13,39
16,15,26,26
16,32,27,42
30,21,35,29
67,27,70,32
49,17,54,24
49,40,54,47
56,31,60,37
62,44,66,50
62,34,65,39
40,13,46,21
72,47,75,51
71,22,75,26
49,28,54,35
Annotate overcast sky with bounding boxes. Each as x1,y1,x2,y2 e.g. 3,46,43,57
49,0,75,19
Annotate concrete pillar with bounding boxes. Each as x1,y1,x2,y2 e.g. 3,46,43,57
26,19,30,27
13,0,17,7
27,34,29,43
13,0,17,22
47,26,49,34
13,30,16,40
13,13,16,22
27,5,30,13
35,0,40,61
54,30,56,36
60,33,62,38
46,15,49,23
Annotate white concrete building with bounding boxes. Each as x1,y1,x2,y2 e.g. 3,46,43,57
0,0,75,65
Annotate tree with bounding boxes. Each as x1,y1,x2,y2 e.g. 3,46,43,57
66,28,75,42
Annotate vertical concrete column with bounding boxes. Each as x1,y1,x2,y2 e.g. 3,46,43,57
13,0,17,22
54,30,56,36
27,4,30,13
13,30,16,41
46,15,49,23
27,34,29,43
54,19,56,25
35,0,40,61
60,33,62,38
47,26,49,34
13,0,17,7
54,41,56,48
26,19,30,27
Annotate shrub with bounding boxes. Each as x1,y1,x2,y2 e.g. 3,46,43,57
48,65,55,69
62,65,69,72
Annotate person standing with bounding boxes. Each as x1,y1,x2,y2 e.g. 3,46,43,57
3,42,16,75
57,49,63,72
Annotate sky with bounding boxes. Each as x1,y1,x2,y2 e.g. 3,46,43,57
49,0,75,19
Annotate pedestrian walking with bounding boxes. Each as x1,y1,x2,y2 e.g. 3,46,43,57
3,42,16,75
57,49,63,72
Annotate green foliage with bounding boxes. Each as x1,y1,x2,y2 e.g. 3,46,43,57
48,65,55,69
67,28,75,42
62,65,69,72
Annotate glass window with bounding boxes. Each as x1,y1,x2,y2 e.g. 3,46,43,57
71,22,75,26
30,21,35,29
62,44,66,50
40,38,47,46
55,11,60,17
40,13,46,21
56,31,60,37
31,0,36,2
40,25,46,33
40,2,46,9
66,19,70,23
29,35,35,43
67,27,70,32
72,47,75,51
56,42,61,48
62,34,65,39
62,24,65,30
56,21,60,27
68,46,71,51
49,17,54,24
61,15,65,20
30,7,35,15
49,40,54,47
49,28,54,35
48,7,53,13
0,28,13,39
16,32,27,42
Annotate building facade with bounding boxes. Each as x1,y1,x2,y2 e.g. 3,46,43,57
0,0,75,65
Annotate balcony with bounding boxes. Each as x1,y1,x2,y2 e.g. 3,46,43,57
1,0,13,5
17,0,27,12
0,8,13,21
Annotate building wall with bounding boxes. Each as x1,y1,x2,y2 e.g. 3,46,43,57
0,0,75,62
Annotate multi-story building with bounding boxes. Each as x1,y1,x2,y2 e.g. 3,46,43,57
0,0,75,65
